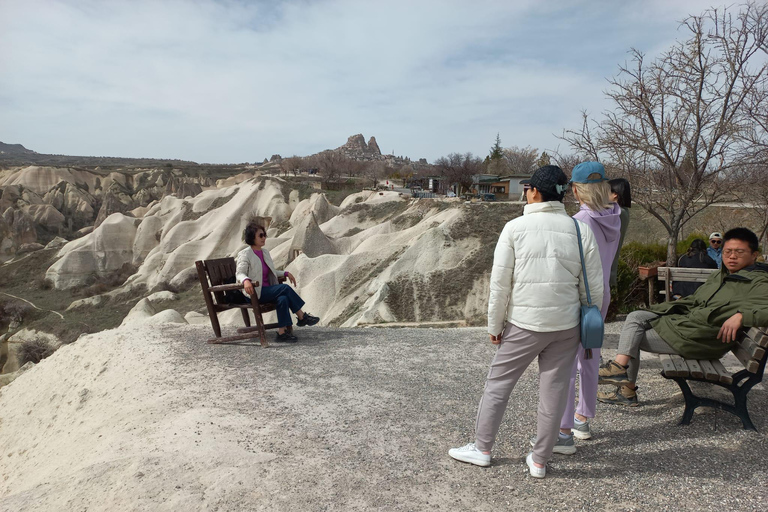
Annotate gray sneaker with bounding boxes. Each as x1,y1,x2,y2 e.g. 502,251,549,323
529,433,576,455
572,419,592,440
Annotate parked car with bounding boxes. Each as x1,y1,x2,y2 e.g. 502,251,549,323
482,193,496,201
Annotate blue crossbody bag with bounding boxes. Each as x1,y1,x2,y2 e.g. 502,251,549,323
573,218,604,359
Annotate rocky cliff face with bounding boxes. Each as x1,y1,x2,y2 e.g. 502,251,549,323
0,166,213,261
335,134,383,161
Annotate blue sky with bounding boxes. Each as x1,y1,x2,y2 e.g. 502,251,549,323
0,0,723,164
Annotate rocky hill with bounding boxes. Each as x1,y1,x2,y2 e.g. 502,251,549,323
0,166,521,380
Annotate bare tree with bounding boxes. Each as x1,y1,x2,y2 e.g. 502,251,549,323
502,146,538,175
435,152,482,195
562,2,768,265
315,151,345,185
735,164,768,252
280,155,304,176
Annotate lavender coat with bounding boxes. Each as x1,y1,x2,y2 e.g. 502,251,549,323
573,202,622,319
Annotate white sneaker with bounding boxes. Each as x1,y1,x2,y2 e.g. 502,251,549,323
448,443,491,467
526,452,546,478
572,418,592,440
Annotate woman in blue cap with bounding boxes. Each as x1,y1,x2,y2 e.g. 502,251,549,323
558,161,621,447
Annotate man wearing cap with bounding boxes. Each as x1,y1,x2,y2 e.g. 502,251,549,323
598,227,768,406
708,232,723,268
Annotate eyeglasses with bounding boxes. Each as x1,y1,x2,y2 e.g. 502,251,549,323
723,249,750,257
710,240,722,245
258,233,267,239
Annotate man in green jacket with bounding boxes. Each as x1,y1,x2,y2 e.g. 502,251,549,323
598,227,768,406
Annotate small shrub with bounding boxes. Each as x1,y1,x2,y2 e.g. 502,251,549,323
34,276,54,290
0,300,34,324
17,338,56,366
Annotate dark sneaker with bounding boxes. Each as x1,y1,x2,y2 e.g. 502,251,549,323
530,433,576,455
275,332,298,343
598,360,630,386
597,385,639,407
297,313,320,327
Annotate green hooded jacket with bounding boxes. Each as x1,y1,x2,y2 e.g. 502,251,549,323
649,263,768,359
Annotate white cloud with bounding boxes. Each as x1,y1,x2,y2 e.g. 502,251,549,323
0,0,733,163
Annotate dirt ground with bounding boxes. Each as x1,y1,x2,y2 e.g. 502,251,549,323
1,323,766,511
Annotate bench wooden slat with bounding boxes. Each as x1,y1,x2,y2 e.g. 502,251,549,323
670,355,690,377
711,360,734,384
684,359,704,378
698,359,720,381
738,335,766,361
659,354,679,376
732,345,760,373
747,327,768,348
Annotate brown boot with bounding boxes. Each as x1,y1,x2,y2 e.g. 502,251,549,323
597,385,639,407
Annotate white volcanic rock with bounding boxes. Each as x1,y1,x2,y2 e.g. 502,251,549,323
170,266,198,290
184,311,209,325
26,204,65,230
146,291,178,302
45,236,69,250
289,212,337,260
0,361,34,389
16,243,44,255
289,193,340,228
46,213,139,289
143,309,187,325
0,166,99,195
66,295,108,311
120,298,156,327
132,215,163,265
126,178,293,291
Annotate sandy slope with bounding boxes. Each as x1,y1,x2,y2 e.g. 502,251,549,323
1,323,766,511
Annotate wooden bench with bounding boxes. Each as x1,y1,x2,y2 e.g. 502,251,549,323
659,326,768,430
656,267,718,302
195,257,289,346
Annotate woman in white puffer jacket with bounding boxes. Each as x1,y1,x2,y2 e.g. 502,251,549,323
449,165,603,478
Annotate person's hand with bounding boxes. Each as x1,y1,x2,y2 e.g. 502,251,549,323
243,279,255,296
285,271,297,286
489,333,502,345
717,312,743,344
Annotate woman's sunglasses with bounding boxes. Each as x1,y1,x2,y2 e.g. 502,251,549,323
258,233,267,239
710,240,722,245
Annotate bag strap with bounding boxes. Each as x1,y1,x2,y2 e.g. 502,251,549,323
573,218,593,307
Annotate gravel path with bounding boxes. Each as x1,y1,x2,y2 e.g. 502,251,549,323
156,322,767,511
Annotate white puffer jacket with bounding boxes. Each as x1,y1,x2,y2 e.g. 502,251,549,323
487,201,603,335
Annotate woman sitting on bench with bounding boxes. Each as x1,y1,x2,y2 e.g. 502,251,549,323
236,222,319,342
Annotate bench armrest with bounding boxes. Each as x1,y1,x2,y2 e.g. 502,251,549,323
208,282,259,293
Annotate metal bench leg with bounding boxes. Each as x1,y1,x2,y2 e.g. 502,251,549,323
672,378,699,426
733,388,757,431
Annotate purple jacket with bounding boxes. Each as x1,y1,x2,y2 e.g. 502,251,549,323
573,202,622,318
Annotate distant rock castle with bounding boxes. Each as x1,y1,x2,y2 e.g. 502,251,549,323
332,134,428,168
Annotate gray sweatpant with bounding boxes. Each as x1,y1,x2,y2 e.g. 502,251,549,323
474,323,580,465
618,310,678,382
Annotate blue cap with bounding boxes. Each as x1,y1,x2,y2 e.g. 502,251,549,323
570,161,608,184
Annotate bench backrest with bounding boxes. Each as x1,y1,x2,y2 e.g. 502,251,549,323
656,267,718,298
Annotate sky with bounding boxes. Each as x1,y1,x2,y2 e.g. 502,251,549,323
0,0,730,164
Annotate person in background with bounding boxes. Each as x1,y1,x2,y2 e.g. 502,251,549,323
708,232,723,268
608,178,631,289
448,165,603,479
236,222,319,342
672,239,717,298
556,162,621,449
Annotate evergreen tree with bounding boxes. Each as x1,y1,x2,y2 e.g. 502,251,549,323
489,133,504,161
